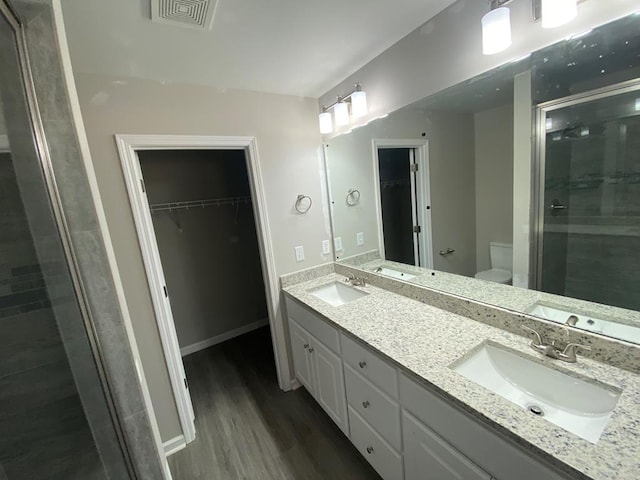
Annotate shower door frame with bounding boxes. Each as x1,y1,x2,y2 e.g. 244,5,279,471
532,77,640,290
0,0,138,477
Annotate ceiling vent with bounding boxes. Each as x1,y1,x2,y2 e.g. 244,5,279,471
151,0,218,30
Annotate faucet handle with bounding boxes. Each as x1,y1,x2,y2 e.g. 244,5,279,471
521,325,544,346
562,343,592,356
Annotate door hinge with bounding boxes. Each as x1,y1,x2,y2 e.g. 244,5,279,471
410,163,419,173
184,378,189,390
163,285,168,298
413,225,421,233
139,178,146,193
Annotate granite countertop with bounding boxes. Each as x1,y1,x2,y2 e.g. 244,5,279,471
283,273,640,480
357,258,640,329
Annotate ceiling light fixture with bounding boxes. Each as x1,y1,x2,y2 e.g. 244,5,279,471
541,0,578,29
482,1,512,55
318,83,368,134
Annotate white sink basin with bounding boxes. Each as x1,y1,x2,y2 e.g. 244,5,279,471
527,302,640,344
452,342,621,443
308,281,368,307
373,266,417,281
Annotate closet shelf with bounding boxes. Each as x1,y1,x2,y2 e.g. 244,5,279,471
150,196,252,213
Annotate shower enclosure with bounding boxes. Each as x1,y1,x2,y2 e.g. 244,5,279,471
535,79,640,312
0,2,134,479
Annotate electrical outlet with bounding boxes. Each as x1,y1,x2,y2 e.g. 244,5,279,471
356,232,364,246
322,240,331,255
334,237,343,252
294,246,305,262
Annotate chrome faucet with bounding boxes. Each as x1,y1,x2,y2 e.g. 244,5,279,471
521,326,591,363
345,273,366,287
565,315,579,327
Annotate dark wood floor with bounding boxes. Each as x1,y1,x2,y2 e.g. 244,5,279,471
168,327,381,480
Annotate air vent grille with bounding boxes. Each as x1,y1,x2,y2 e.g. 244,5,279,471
152,0,217,30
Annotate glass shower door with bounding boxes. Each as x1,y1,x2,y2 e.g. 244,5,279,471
537,81,640,311
0,4,133,479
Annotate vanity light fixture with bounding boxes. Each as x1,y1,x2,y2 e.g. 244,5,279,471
482,0,586,56
318,83,368,134
482,1,512,55
541,0,577,29
334,101,350,126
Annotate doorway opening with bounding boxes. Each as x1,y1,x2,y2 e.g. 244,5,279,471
373,140,433,268
116,135,285,458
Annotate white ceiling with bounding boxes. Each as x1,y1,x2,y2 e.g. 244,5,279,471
60,0,456,98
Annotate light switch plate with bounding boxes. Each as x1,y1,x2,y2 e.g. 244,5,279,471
322,240,331,255
356,232,364,246
334,237,343,252
295,246,305,262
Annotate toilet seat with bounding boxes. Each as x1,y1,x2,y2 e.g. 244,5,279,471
474,268,512,284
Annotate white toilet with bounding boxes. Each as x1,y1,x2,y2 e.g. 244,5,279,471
475,242,512,284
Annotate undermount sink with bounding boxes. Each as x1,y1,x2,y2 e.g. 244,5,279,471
452,342,621,443
308,281,368,307
373,266,417,281
527,302,640,344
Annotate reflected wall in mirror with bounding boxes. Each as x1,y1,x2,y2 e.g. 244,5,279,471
325,13,640,345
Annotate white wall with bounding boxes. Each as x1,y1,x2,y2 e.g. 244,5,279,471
426,111,476,276
319,0,640,134
474,104,514,272
513,71,533,288
74,72,330,442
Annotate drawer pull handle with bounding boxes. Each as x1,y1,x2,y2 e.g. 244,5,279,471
362,400,370,408
308,347,314,353
366,446,374,454
359,361,367,369
303,343,309,349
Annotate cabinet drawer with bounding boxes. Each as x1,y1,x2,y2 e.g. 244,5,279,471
400,374,569,480
403,411,491,480
341,333,398,398
349,406,403,480
345,364,401,451
285,297,340,353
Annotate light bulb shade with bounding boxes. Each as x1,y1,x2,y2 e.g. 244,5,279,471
334,102,350,126
481,7,511,55
319,111,333,134
351,90,368,118
541,0,577,29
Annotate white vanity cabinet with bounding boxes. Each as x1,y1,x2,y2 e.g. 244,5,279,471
284,293,571,480
400,374,569,480
286,298,348,435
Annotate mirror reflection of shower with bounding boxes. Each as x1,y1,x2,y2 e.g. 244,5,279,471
537,81,640,313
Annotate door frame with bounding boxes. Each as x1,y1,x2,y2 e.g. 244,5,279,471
532,78,640,289
115,134,282,449
372,139,433,269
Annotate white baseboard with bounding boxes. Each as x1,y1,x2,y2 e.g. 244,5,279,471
290,378,302,391
180,318,269,357
163,435,186,457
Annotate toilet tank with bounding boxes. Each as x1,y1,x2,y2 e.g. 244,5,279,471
490,242,513,271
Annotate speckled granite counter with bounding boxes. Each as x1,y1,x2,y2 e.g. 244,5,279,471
283,273,640,480
358,258,640,330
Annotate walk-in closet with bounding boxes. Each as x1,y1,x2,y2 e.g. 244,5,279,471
138,149,270,358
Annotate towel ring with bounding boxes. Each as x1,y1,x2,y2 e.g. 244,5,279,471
295,194,312,214
346,188,361,206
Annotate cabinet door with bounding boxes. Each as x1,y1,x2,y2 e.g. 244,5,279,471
403,412,492,480
310,336,349,434
289,320,314,394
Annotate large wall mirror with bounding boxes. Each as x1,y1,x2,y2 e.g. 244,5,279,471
325,13,640,345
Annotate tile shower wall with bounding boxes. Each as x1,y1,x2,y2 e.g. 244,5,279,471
0,155,105,478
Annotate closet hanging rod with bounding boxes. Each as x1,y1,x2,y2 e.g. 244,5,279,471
149,196,252,213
